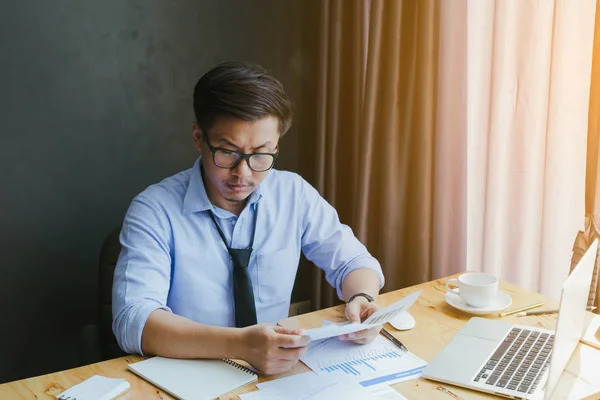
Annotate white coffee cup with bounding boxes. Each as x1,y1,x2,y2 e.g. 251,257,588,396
445,272,498,308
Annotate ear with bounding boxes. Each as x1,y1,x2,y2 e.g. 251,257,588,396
192,122,203,151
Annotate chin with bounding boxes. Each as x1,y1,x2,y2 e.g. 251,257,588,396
225,195,248,203
223,190,252,202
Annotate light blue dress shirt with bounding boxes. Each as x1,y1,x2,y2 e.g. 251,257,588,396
112,157,384,355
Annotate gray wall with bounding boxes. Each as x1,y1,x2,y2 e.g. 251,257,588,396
0,0,317,383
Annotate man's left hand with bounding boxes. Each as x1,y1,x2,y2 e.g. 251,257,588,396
338,296,381,344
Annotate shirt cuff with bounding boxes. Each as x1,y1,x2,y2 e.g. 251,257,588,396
115,301,172,356
335,256,385,301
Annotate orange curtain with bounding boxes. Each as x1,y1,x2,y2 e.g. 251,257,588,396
308,0,371,308
356,0,470,294
307,0,468,308
587,0,600,216
356,0,442,292
584,0,600,310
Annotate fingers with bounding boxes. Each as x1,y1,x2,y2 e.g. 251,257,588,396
260,345,304,375
277,345,308,361
345,300,380,324
360,303,379,319
260,359,299,375
274,326,304,336
345,301,362,324
339,325,381,344
338,330,363,341
244,325,308,376
350,336,376,345
273,327,311,348
340,301,380,341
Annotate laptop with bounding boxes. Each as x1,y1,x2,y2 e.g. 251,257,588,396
422,239,597,400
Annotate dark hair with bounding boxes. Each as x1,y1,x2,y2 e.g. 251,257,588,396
193,62,293,135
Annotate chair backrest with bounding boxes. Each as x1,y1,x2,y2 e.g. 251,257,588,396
569,215,600,313
98,226,127,359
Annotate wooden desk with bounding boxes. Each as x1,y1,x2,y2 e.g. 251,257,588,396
1,275,599,399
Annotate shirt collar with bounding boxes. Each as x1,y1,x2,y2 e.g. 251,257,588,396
182,157,264,215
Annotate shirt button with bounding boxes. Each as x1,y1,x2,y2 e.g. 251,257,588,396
231,220,235,225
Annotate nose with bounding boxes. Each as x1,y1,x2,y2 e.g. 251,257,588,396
232,158,253,178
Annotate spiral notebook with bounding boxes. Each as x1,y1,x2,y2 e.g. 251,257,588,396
127,356,257,400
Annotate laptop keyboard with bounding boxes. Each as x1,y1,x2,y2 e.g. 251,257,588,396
473,328,554,395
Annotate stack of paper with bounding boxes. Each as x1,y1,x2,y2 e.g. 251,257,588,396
238,372,407,400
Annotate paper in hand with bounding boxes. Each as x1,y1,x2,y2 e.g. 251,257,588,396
304,290,421,341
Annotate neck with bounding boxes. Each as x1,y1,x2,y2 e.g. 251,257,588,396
220,199,245,216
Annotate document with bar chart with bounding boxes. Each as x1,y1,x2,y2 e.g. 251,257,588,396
301,335,427,388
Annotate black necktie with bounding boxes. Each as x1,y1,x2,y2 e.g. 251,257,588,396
208,205,259,328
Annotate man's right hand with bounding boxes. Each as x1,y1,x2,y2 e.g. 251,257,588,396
239,324,311,375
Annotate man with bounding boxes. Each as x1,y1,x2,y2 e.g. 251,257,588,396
112,62,385,375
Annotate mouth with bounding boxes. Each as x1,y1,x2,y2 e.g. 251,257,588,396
225,183,252,193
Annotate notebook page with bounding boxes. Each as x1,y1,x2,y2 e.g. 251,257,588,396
128,357,257,400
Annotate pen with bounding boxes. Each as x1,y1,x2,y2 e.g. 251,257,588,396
517,305,596,317
381,328,409,352
499,302,544,317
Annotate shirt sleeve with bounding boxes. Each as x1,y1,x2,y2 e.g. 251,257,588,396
299,178,384,300
112,195,173,355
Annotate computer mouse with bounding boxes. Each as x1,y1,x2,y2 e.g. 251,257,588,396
389,311,416,331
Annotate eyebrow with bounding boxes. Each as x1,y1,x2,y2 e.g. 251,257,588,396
214,138,274,151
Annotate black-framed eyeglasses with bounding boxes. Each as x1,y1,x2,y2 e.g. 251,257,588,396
203,132,279,172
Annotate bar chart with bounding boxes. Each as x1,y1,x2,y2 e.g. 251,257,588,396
320,349,405,376
302,336,427,387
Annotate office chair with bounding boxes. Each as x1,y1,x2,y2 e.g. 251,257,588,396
98,225,127,359
569,214,600,313
79,226,126,364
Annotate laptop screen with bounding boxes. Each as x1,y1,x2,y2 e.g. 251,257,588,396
544,239,597,399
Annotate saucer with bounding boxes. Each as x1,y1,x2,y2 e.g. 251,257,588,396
444,290,512,315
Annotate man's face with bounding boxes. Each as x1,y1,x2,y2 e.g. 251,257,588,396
193,116,280,210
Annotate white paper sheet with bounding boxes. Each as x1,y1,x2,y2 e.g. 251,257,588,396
249,372,408,400
369,385,408,400
240,372,378,400
303,321,370,341
256,371,318,391
303,290,421,341
301,335,427,388
255,371,318,392
57,375,130,400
